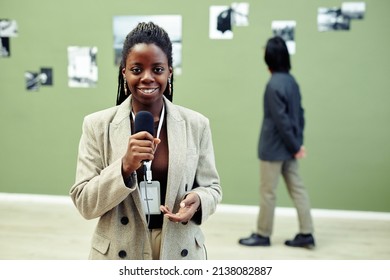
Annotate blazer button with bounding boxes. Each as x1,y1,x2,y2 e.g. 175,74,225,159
121,217,129,225
181,249,188,257
118,250,127,258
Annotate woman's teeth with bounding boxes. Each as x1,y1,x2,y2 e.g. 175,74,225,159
140,88,157,94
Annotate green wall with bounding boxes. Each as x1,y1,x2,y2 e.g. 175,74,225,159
1,0,389,212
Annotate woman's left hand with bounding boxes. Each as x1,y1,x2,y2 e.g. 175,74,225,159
160,192,201,223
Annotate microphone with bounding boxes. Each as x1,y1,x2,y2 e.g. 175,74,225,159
134,111,154,136
134,111,154,183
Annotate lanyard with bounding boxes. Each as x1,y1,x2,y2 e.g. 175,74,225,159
131,104,165,183
131,104,165,140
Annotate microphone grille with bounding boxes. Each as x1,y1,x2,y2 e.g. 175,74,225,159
134,111,154,136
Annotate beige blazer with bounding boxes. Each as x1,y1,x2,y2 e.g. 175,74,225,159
70,96,222,260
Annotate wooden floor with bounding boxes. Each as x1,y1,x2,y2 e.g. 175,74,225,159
0,193,389,260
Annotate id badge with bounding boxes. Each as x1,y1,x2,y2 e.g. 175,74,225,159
139,181,161,215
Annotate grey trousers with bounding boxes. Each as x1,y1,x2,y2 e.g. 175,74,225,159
257,160,314,237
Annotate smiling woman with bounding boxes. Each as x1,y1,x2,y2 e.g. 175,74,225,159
69,22,222,261
116,22,174,106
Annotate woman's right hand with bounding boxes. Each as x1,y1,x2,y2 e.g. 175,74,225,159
121,132,161,177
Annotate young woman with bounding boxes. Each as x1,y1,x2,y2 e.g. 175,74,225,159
70,22,222,260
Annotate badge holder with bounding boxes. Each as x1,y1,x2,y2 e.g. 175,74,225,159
139,161,161,215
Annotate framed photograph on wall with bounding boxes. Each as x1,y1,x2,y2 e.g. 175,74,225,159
272,20,296,54
318,7,351,31
67,46,98,88
0,19,18,58
113,15,182,75
341,2,366,20
40,68,53,86
0,19,18,37
209,6,233,40
25,71,39,91
209,3,250,40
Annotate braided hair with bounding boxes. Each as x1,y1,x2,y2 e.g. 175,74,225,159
116,22,174,105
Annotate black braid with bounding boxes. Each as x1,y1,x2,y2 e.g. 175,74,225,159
116,22,174,105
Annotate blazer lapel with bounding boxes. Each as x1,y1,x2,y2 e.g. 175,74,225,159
108,96,148,223
165,99,186,210
109,97,132,162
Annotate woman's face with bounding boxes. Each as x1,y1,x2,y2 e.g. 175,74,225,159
122,43,172,108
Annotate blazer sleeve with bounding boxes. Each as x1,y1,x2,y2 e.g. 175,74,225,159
189,118,222,224
69,115,134,220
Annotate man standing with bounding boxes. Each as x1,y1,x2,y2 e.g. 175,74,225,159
239,36,315,248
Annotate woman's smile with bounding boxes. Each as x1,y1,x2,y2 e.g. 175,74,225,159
137,87,159,95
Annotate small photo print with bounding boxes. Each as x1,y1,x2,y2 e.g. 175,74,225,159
0,37,10,57
231,2,250,27
25,69,53,91
272,21,296,54
209,3,250,40
318,7,351,31
40,68,53,86
0,19,18,37
113,15,182,74
341,2,366,19
67,46,98,88
210,5,234,40
25,72,40,91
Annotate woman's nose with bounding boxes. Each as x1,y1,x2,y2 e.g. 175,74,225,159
141,70,154,82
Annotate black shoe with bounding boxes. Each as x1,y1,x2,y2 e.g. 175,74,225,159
239,233,271,246
285,233,315,249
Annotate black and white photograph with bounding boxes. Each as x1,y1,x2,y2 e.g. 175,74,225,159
231,2,250,27
24,68,53,91
0,19,17,58
0,37,10,57
0,19,18,37
342,2,366,19
210,5,234,40
272,20,296,54
318,7,351,32
210,3,250,40
25,71,40,91
67,46,98,88
40,67,53,86
113,15,182,75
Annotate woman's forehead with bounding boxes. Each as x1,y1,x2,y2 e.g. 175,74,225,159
127,43,167,62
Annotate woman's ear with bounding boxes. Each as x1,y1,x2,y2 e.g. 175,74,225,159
169,66,173,78
121,67,126,76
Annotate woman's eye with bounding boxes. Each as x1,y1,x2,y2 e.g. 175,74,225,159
130,67,141,74
154,67,164,74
